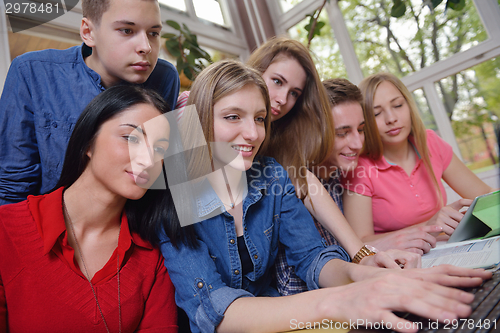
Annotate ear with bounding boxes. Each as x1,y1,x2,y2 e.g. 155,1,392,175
86,146,93,159
80,18,96,48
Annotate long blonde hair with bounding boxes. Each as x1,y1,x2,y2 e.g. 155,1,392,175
359,72,444,207
183,60,271,179
247,37,334,199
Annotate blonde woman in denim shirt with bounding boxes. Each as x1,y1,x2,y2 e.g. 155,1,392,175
157,60,491,333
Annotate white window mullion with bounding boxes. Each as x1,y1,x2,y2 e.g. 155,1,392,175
326,0,363,84
422,83,463,160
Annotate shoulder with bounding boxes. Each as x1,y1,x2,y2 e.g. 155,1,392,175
425,129,453,161
12,45,81,67
153,58,178,76
0,200,33,241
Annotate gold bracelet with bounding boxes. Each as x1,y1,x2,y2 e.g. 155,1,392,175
352,245,378,264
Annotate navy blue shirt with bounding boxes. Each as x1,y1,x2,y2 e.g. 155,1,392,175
0,44,180,205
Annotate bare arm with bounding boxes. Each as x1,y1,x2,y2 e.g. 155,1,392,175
442,153,496,198
302,171,420,268
343,190,441,254
302,170,364,257
218,263,491,333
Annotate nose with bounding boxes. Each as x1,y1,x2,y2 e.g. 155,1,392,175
275,89,287,106
350,131,364,150
384,109,397,124
137,32,152,55
134,142,155,169
242,121,259,142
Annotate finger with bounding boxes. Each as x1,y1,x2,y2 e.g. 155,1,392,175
448,198,472,211
420,225,443,234
405,239,432,253
429,265,492,280
414,229,438,247
406,247,424,255
396,287,473,323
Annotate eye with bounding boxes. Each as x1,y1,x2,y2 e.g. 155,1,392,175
272,78,282,86
149,31,160,38
374,111,381,117
154,145,167,157
224,115,239,121
394,104,403,108
125,135,139,144
335,131,348,138
358,127,365,134
290,91,299,98
255,116,266,123
120,28,133,35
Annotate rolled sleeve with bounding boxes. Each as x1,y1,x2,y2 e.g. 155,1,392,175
274,165,350,289
305,245,350,290
159,231,253,333
194,286,253,333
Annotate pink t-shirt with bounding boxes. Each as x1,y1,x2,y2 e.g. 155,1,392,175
343,129,453,233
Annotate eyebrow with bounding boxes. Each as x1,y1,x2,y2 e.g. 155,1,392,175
120,124,169,142
274,73,303,93
113,20,162,29
335,120,365,131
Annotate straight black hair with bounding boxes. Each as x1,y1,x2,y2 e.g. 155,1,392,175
54,85,196,247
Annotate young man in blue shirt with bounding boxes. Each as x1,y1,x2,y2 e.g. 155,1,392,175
0,0,180,205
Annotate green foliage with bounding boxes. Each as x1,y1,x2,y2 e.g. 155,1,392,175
390,0,466,18
162,20,212,81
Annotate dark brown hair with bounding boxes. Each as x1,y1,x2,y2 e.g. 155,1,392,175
322,78,382,159
247,37,334,199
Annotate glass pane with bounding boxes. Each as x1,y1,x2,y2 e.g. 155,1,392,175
436,58,500,171
288,11,347,80
412,88,437,131
193,0,228,27
159,0,186,12
338,0,488,79
279,0,304,13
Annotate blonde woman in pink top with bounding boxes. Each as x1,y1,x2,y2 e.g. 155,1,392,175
343,73,495,254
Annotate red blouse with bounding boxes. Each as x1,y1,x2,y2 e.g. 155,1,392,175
0,188,177,332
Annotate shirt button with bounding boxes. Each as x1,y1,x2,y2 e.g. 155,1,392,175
230,239,235,244
234,269,240,275
52,122,58,128
197,282,204,289
416,194,419,197
410,184,413,187
253,255,258,259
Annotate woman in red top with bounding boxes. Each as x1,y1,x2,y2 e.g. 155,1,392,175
0,86,179,332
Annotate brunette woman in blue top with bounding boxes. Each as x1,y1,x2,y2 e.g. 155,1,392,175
157,60,491,333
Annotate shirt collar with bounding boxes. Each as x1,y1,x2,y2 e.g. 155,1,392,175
79,43,106,91
375,135,421,170
29,187,152,256
194,159,267,218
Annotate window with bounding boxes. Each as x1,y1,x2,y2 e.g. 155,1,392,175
338,0,488,78
437,58,500,170
159,0,186,12
287,11,347,79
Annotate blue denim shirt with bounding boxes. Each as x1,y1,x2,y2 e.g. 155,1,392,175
0,44,180,205
158,157,350,333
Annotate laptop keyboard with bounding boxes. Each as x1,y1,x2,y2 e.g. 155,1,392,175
393,269,500,333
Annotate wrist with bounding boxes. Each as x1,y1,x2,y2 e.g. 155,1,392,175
352,245,378,264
